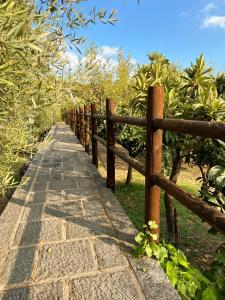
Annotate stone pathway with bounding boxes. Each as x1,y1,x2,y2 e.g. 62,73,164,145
0,125,179,299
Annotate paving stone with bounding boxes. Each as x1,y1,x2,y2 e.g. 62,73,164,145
83,199,105,216
13,219,62,246
73,170,90,177
62,156,73,162
64,189,99,201
24,167,37,177
0,201,23,224
94,237,129,270
77,185,98,195
42,158,52,164
0,281,63,300
0,124,179,299
110,217,137,246
35,240,96,280
48,181,63,191
36,168,50,176
32,178,48,192
60,201,83,216
66,216,115,239
63,174,77,189
49,173,79,190
0,223,15,253
16,179,33,193
27,191,62,203
77,178,94,189
0,247,36,285
68,270,144,300
12,188,29,201
51,167,63,173
50,173,62,182
61,144,77,151
20,204,43,222
129,255,180,300
43,201,83,218
42,203,66,219
41,162,61,168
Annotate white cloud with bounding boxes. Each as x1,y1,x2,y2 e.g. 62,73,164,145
59,45,137,75
101,46,119,57
202,15,225,29
203,2,216,13
62,51,79,72
60,49,119,74
94,54,118,70
130,58,137,65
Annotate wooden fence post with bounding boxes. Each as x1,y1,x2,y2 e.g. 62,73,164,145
69,110,72,128
71,109,74,132
91,103,98,167
76,108,80,140
72,108,75,133
80,106,84,145
71,109,73,129
84,105,90,154
106,99,116,193
74,108,77,135
68,110,70,127
145,86,164,240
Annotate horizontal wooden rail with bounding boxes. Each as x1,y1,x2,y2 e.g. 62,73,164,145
154,118,225,141
93,134,146,175
110,115,147,127
92,115,225,142
152,175,225,235
93,114,146,127
67,86,225,241
109,144,146,176
91,135,225,234
93,114,107,120
93,134,107,147
92,127,225,234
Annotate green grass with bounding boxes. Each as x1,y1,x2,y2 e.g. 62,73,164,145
115,170,225,269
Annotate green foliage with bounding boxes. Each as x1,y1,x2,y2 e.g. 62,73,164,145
74,46,135,110
73,45,141,184
200,164,225,214
0,0,65,197
0,1,116,198
131,51,225,240
205,244,225,299
117,124,145,157
216,73,225,98
37,0,117,51
181,54,215,97
133,221,225,300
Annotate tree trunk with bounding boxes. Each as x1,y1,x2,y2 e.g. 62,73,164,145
164,148,182,244
126,164,133,186
199,165,208,188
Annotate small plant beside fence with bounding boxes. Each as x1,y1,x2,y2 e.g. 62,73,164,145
66,86,225,241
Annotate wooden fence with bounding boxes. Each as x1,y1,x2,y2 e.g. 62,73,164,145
66,86,225,239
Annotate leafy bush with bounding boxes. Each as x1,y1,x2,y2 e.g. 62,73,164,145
133,221,225,299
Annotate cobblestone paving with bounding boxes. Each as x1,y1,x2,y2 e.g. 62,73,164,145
0,125,180,300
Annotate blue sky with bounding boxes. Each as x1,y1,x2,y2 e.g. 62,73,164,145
67,0,225,73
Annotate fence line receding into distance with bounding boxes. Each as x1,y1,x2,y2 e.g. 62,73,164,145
66,86,225,240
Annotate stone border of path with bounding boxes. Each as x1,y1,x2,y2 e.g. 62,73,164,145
88,159,180,300
0,125,180,299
